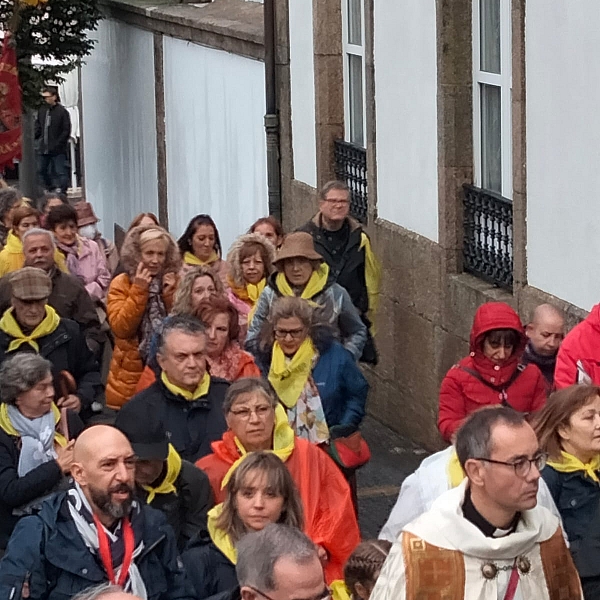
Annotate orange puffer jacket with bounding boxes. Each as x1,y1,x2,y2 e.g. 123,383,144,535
106,274,174,409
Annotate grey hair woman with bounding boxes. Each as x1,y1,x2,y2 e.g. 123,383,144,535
0,353,82,551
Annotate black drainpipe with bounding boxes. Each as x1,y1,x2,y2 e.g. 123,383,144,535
264,0,282,222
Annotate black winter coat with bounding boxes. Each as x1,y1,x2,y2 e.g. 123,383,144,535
136,460,214,552
181,531,238,600
34,104,71,156
0,318,103,420
0,410,83,550
0,492,194,600
542,465,600,596
115,377,229,462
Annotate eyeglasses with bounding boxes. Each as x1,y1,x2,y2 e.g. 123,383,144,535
246,585,332,600
474,453,548,477
322,198,349,205
274,327,305,340
229,405,273,421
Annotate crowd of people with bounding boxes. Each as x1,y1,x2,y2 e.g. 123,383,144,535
1,178,600,599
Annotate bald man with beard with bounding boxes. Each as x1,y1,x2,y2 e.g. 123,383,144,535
0,425,194,600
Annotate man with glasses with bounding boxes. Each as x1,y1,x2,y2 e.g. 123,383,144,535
34,86,71,194
235,523,330,600
372,407,582,599
298,180,380,364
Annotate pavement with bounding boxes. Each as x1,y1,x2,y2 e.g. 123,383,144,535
356,415,430,539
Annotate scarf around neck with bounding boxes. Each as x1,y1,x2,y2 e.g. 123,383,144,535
184,250,219,267
221,404,295,489
142,444,182,503
161,371,211,401
268,339,316,409
57,237,84,279
547,450,600,483
228,277,266,306
67,483,147,598
0,305,60,352
275,263,329,301
138,278,166,364
1,402,67,476
207,504,237,564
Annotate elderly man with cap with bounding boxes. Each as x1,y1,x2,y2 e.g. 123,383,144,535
0,425,195,600
116,410,214,551
0,267,102,420
245,231,367,360
76,201,119,274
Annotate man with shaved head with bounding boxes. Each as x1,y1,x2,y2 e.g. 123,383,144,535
523,303,565,388
0,425,194,600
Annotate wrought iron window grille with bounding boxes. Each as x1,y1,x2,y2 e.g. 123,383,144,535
463,184,513,290
334,139,368,223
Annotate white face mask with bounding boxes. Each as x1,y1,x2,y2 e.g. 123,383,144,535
78,224,98,239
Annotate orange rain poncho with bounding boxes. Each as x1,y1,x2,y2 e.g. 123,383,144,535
196,428,361,583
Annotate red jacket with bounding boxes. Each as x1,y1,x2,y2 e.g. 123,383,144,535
196,432,360,583
438,302,547,441
554,304,600,389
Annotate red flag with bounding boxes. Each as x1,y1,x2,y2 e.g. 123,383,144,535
0,35,22,170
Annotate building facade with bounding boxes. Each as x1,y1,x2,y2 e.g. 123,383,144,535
276,0,593,448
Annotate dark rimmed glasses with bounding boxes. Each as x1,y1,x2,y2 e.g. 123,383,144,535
474,452,548,477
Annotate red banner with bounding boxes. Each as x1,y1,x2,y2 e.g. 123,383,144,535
0,35,22,170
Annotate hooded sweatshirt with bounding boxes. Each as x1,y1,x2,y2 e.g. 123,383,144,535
438,302,547,441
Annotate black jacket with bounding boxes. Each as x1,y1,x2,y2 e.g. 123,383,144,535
0,270,104,348
0,492,194,600
542,465,600,583
181,530,238,600
35,104,71,156
0,317,103,420
115,377,229,462
0,411,83,550
136,460,214,552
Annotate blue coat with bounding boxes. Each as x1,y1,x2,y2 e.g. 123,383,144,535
257,334,368,429
0,492,194,600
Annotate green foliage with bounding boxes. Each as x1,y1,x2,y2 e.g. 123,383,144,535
0,0,102,110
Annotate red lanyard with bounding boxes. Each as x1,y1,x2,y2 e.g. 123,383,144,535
503,563,520,600
93,515,135,588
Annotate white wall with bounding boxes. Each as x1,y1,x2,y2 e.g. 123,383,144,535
81,20,158,233
526,1,600,310
289,0,317,188
163,38,268,252
374,1,439,242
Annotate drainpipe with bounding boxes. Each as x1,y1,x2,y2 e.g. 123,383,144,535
264,0,282,221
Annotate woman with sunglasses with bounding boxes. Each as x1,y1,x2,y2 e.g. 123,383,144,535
533,384,600,598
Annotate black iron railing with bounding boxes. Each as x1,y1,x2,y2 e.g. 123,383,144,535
463,184,513,290
334,139,368,223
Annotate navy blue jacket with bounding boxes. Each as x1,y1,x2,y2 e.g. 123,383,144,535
542,465,600,581
0,492,194,600
256,330,368,429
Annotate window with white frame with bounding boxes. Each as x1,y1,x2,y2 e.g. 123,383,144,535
473,0,512,198
341,0,366,148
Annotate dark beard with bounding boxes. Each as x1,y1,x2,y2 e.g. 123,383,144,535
89,483,134,520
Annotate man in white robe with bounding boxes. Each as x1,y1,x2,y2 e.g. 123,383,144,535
371,407,581,600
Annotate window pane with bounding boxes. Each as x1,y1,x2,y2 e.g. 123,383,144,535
348,0,362,46
480,84,502,193
349,54,364,147
480,0,500,74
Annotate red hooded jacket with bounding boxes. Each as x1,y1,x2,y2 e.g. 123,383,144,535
438,302,547,441
554,304,600,389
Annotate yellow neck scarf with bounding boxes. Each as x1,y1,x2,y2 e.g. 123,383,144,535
268,339,316,409
275,263,330,300
0,402,67,447
184,251,219,266
161,371,210,401
221,404,295,489
207,504,237,564
5,231,21,254
360,232,381,332
547,451,600,483
330,581,352,600
447,449,466,488
0,305,60,352
246,278,266,304
142,444,182,503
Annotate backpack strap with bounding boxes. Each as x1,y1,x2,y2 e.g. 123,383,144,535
459,364,526,409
